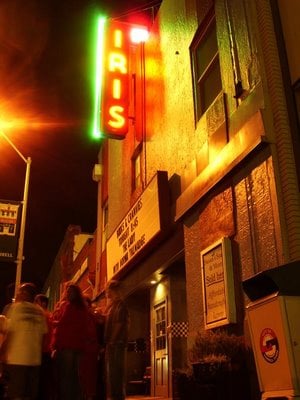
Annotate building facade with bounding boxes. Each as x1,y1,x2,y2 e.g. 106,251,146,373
44,225,94,309
46,0,300,398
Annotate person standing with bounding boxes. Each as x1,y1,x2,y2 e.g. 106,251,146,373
104,280,129,400
51,283,88,400
2,283,48,400
0,314,8,399
34,294,54,400
95,306,106,400
0,314,7,350
79,296,104,400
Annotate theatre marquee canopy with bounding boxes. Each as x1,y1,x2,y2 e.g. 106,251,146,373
106,171,170,281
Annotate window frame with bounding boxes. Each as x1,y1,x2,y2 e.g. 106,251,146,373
101,201,108,252
131,143,143,192
190,11,222,123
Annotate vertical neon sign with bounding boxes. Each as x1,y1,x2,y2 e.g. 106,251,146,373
92,18,148,140
93,18,130,140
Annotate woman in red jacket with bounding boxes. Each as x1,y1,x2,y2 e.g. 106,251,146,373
52,283,88,400
79,296,105,400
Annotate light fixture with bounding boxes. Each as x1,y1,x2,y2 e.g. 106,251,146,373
0,130,31,299
130,27,149,44
92,164,103,182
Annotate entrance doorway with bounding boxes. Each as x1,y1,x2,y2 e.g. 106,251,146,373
153,299,168,397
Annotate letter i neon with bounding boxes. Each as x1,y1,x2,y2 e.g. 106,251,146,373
114,29,123,48
112,79,121,99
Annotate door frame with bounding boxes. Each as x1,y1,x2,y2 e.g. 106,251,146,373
151,295,170,398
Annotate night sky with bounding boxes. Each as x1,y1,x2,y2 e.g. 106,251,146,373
0,0,160,309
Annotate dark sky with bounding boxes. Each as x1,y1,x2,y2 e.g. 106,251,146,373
0,0,160,309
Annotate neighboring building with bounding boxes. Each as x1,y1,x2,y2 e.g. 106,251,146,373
43,225,94,309
47,0,300,398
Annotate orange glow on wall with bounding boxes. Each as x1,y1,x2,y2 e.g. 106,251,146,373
100,21,130,139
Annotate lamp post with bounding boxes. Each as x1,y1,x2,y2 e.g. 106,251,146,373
0,131,31,299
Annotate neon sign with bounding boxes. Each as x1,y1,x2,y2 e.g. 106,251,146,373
102,23,130,138
93,19,129,139
92,18,149,140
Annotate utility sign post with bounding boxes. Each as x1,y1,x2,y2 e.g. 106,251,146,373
0,130,31,298
0,200,22,262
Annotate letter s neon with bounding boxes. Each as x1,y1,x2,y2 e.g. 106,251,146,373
108,105,125,129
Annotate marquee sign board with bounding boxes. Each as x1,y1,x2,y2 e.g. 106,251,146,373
106,172,169,280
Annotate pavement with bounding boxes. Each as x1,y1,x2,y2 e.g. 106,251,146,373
126,396,170,400
126,398,170,400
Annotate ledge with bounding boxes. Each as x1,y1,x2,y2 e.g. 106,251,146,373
175,111,267,221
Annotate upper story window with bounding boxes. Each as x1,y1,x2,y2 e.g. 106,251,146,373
132,143,143,192
102,202,108,252
191,13,222,123
134,153,141,189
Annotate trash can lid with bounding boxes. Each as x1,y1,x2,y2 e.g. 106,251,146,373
242,260,300,301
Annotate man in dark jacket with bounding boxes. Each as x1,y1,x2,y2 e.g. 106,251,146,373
104,280,129,400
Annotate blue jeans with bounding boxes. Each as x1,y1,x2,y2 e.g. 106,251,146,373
106,343,127,400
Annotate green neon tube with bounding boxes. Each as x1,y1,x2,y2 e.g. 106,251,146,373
92,16,107,139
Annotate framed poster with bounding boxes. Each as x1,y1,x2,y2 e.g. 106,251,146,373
200,237,236,329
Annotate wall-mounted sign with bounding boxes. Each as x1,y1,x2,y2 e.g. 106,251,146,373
200,237,236,329
0,200,22,262
100,20,130,139
93,18,131,140
92,18,149,140
106,172,169,281
260,327,279,364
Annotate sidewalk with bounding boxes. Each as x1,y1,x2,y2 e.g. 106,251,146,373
126,396,171,400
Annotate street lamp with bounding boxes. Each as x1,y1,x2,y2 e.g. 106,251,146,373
0,130,31,299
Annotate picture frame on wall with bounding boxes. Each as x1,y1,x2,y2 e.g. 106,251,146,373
200,237,236,329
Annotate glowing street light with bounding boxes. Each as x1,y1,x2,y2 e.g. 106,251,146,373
0,130,31,299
